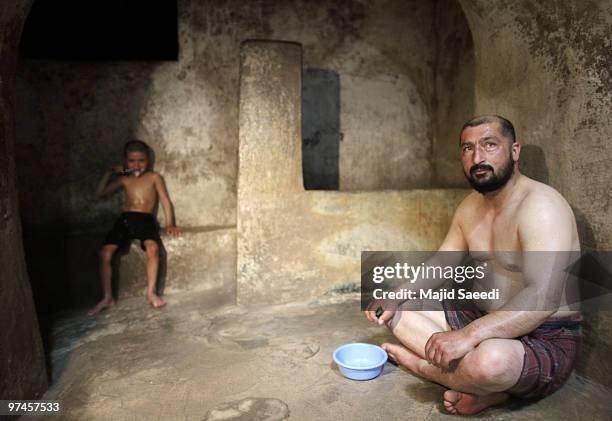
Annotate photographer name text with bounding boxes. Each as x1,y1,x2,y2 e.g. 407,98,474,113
372,287,500,301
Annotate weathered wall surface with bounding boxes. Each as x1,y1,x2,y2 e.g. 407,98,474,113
4,0,611,396
459,0,612,387
14,0,474,313
14,0,451,233
15,4,235,231
192,0,445,191
432,0,475,187
237,41,468,305
0,0,47,401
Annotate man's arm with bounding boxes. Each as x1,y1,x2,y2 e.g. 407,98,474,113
153,173,180,236
425,194,577,369
95,166,124,199
366,199,470,324
462,195,576,336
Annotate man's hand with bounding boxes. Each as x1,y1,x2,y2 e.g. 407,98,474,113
166,226,180,236
424,329,477,370
365,300,397,326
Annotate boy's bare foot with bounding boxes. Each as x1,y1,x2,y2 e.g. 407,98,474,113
87,297,115,316
147,294,167,309
443,390,510,415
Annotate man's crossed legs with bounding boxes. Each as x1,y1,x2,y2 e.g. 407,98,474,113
383,310,524,414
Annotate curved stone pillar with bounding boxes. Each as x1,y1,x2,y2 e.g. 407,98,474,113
0,0,48,399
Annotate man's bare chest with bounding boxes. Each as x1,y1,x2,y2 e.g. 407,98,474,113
463,211,522,271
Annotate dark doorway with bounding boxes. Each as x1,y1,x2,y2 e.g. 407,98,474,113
302,69,340,190
20,0,178,61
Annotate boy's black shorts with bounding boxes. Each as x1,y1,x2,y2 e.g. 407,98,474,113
103,212,160,250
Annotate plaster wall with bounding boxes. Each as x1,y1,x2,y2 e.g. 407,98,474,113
0,0,47,400
2,0,611,399
432,0,475,186
459,0,612,387
13,0,457,232
237,41,468,305
13,0,473,313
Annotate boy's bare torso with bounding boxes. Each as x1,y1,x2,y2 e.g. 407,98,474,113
121,172,159,213
457,175,580,317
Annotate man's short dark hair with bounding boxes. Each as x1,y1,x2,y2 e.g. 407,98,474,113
460,115,516,143
124,139,150,158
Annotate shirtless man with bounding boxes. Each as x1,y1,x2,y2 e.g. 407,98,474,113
88,140,180,315
366,116,582,414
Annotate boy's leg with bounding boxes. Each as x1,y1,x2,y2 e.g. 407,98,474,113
88,244,119,315
383,310,523,415
143,240,166,308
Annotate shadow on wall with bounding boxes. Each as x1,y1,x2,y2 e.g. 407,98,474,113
519,144,549,185
431,0,476,188
520,143,597,249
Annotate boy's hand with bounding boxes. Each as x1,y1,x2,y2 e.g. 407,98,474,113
111,164,124,175
166,226,180,236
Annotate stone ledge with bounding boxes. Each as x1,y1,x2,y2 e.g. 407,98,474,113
23,226,237,313
117,228,236,300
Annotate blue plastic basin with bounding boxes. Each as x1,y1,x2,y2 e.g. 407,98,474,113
333,343,388,380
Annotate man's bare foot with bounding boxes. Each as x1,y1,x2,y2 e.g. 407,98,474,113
147,294,167,309
87,297,115,316
382,343,423,372
443,390,510,415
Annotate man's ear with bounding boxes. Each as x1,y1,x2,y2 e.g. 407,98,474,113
512,141,521,161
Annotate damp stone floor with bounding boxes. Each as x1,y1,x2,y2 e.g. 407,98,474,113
36,290,612,421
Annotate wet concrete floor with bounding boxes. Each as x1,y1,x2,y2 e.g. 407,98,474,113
37,291,612,420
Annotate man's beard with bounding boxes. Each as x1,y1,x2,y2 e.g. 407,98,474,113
464,155,515,193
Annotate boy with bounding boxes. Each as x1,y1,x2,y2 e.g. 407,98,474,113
88,140,180,316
